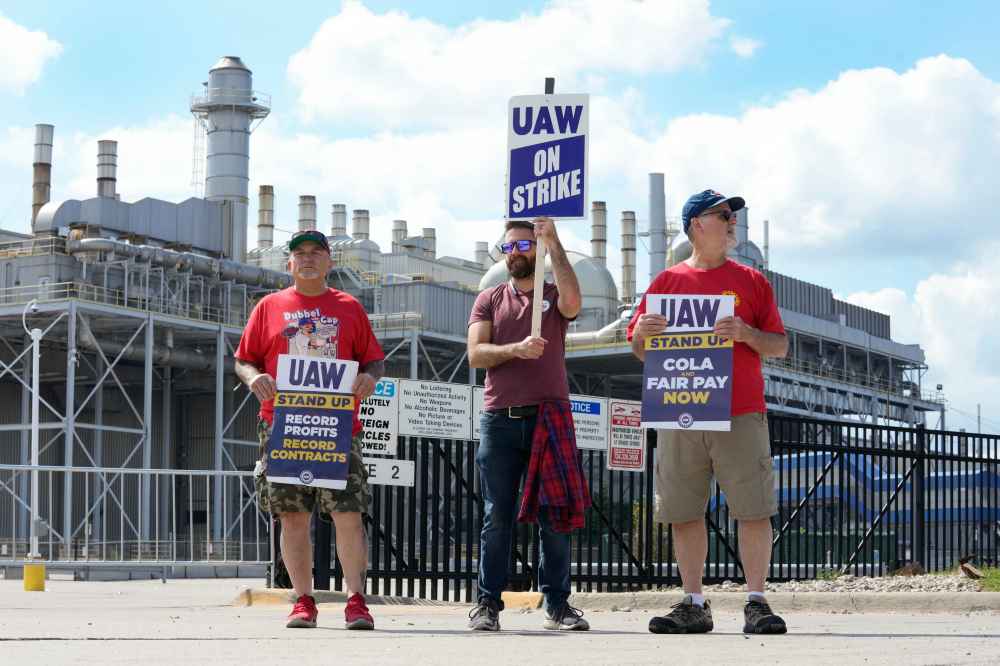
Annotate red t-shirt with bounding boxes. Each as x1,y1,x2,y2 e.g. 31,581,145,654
468,281,571,410
627,259,785,416
235,287,384,434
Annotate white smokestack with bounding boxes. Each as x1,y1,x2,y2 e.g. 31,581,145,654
298,195,316,231
331,204,347,237
621,210,636,306
423,227,436,259
648,172,667,283
32,123,54,228
475,241,491,268
352,209,370,240
257,185,274,248
591,201,607,266
392,220,407,252
97,140,118,199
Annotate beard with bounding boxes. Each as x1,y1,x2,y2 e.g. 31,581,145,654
506,254,535,279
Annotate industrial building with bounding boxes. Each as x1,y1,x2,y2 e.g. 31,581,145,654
0,56,945,562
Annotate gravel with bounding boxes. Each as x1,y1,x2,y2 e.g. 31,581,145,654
695,573,983,593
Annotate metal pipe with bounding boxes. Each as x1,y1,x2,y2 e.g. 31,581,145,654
297,195,316,232
97,140,118,199
331,204,348,237
648,172,666,283
257,185,274,249
32,124,54,228
392,220,407,252
352,209,370,240
621,210,636,305
66,237,291,289
591,201,607,266
422,227,436,259
76,325,228,371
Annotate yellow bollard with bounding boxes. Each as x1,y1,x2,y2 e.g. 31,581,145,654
23,561,46,592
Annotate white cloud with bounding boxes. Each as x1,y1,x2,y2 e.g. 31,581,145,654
645,55,1000,286
729,36,762,58
288,0,730,129
846,247,1000,433
0,13,62,94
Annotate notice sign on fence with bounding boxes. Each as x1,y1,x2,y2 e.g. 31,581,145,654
607,400,645,471
472,386,485,440
506,94,589,220
640,295,734,431
267,355,359,489
359,378,399,456
570,395,608,450
399,379,472,439
363,457,415,487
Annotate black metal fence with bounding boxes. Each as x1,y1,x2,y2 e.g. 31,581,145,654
288,415,999,601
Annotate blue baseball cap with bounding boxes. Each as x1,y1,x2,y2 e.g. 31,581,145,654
682,189,745,234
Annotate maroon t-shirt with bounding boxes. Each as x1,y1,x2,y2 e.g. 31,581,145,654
468,281,571,410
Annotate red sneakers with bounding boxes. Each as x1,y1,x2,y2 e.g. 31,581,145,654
344,593,374,630
286,594,318,628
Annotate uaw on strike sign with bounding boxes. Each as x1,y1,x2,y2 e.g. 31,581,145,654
641,295,735,431
267,355,358,489
506,94,589,219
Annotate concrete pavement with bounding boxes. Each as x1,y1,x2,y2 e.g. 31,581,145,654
2,579,999,665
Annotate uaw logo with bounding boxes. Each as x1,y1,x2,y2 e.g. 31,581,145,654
298,469,315,485
678,412,694,429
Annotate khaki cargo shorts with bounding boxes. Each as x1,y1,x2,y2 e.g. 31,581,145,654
254,419,370,516
654,412,777,524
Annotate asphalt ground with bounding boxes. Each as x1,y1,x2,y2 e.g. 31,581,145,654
3,578,1000,665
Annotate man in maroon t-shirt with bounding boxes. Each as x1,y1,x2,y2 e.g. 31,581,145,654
466,217,589,632
628,190,789,636
235,230,384,631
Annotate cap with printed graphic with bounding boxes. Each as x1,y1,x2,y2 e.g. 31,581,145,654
288,229,330,252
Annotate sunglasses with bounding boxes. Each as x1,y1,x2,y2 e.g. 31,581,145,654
700,209,733,222
500,239,536,254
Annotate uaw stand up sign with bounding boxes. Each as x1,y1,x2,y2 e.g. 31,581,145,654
641,295,735,431
267,355,358,489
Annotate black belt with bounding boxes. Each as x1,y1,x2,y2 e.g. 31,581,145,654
487,405,539,418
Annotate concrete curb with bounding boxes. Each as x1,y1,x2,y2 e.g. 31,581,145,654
235,588,1000,614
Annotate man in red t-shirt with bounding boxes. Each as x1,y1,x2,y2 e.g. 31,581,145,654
628,190,789,636
235,230,384,631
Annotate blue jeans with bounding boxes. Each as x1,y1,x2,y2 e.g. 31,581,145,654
476,410,571,611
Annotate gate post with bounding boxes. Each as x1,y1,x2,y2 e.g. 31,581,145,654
913,425,926,567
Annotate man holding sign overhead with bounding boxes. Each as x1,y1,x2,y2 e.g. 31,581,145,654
235,229,384,631
467,216,589,632
628,190,789,636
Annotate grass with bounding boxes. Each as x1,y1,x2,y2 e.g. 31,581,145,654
980,567,1000,592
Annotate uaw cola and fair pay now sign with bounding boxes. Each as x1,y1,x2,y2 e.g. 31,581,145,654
641,295,735,431
506,94,589,220
267,355,358,489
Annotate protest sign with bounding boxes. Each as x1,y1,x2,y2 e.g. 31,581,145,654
640,295,735,431
506,94,589,220
267,355,359,489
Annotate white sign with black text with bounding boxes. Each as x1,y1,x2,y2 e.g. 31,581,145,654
569,394,608,450
607,400,645,471
359,378,399,456
399,379,473,440
363,457,415,487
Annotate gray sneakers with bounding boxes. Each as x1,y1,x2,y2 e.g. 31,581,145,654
543,603,590,631
468,597,501,631
648,595,714,634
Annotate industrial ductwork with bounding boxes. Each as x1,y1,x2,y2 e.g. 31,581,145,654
77,326,228,372
66,237,291,289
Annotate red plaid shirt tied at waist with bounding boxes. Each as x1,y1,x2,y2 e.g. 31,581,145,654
517,401,592,533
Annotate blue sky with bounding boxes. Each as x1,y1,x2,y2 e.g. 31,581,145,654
1,1,999,432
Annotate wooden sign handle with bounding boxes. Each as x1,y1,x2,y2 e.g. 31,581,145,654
530,236,547,337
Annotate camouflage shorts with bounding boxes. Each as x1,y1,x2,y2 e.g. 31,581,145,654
254,419,370,516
